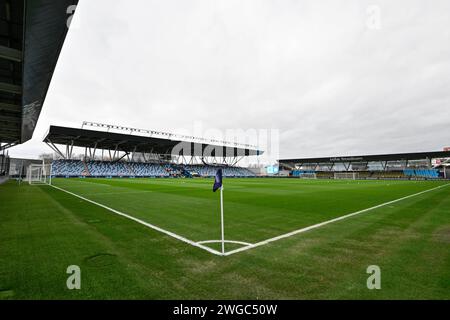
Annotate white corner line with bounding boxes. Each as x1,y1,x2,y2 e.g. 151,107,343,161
197,240,254,246
48,184,224,256
47,182,449,257
223,183,450,256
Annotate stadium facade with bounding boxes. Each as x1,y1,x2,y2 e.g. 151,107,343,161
0,0,78,180
279,151,450,180
0,0,78,149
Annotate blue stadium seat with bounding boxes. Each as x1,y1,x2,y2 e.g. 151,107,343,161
403,168,439,179
51,160,256,178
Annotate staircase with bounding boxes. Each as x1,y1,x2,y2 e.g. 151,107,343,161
81,160,90,176
169,163,191,178
181,167,192,178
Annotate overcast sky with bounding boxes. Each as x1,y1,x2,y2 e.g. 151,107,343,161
9,0,450,162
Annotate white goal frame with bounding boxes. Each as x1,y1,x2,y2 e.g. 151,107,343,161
334,172,359,180
27,162,52,185
298,172,317,179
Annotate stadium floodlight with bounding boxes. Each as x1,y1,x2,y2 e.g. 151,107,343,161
27,161,52,185
334,172,359,180
81,121,258,149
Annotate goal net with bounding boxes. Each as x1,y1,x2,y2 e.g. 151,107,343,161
334,172,359,180
27,163,51,185
298,172,317,179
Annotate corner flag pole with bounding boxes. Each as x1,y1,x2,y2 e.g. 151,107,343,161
213,168,225,254
220,185,225,254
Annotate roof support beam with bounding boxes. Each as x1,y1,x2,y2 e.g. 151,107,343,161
0,45,22,62
1,141,19,151
45,139,66,159
0,82,22,95
113,152,129,163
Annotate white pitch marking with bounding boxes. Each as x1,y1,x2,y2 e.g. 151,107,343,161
223,183,450,256
49,184,224,256
197,240,253,246
82,190,154,196
48,182,449,257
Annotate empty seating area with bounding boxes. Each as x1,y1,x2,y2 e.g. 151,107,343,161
52,160,85,177
51,160,256,178
223,166,255,177
127,162,170,177
316,172,334,179
52,160,442,180
289,169,443,180
370,171,406,179
404,169,440,179
184,165,255,177
291,170,315,177
87,161,131,177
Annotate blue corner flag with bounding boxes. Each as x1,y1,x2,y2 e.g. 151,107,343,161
213,168,223,192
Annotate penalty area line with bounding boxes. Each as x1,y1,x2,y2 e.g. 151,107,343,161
48,184,224,256
223,183,450,256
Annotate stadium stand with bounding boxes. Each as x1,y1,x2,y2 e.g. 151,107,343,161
41,124,261,179
316,172,334,179
281,151,450,180
0,1,79,151
403,169,440,179
127,162,170,177
50,160,256,178
52,159,85,177
370,171,406,180
184,165,254,177
87,161,132,177
291,170,316,177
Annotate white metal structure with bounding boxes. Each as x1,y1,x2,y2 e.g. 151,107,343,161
334,172,359,180
27,162,51,185
220,185,225,254
81,121,257,149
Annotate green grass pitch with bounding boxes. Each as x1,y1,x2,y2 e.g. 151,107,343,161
0,177,449,299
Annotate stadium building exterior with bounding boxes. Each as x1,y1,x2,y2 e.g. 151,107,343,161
0,0,79,178
278,151,450,180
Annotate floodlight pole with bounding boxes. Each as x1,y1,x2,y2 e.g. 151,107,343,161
220,186,225,254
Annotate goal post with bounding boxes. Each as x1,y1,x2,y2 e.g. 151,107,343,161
333,172,359,180
298,172,317,179
27,162,52,185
